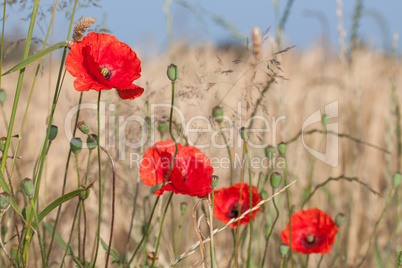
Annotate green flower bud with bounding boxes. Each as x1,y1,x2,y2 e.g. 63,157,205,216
279,243,289,257
335,212,346,227
278,142,287,155
0,192,10,212
180,202,187,213
176,123,183,135
0,89,6,104
322,114,330,126
212,106,224,123
167,63,178,82
70,137,82,154
48,125,58,141
0,137,6,152
158,121,168,136
264,146,276,160
392,172,402,187
87,134,98,151
240,127,247,140
270,172,283,189
21,178,34,198
145,116,152,128
79,186,90,200
211,175,219,189
77,121,90,135
260,190,269,200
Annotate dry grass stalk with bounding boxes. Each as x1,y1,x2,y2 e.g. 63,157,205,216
68,16,96,46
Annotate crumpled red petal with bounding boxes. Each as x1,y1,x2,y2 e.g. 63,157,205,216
116,85,144,100
280,208,338,254
213,183,261,228
140,140,213,198
65,32,143,99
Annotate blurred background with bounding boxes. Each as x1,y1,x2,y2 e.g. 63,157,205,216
3,0,402,57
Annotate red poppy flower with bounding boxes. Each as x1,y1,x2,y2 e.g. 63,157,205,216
213,183,261,228
281,208,338,254
65,32,143,100
140,140,213,198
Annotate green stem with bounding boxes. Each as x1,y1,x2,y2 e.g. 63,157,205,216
125,101,148,259
174,208,185,266
92,91,102,266
317,254,324,268
127,195,161,266
151,192,174,268
282,156,294,267
29,199,46,267
60,202,80,267
261,189,279,267
245,141,253,267
151,80,179,267
218,123,233,185
75,155,81,261
47,91,83,262
0,0,40,173
209,191,216,268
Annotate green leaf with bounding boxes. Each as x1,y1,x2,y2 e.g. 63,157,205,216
43,221,73,255
0,171,26,222
38,181,95,222
2,41,67,76
101,238,121,263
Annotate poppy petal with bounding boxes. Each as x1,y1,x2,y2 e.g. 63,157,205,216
116,85,144,100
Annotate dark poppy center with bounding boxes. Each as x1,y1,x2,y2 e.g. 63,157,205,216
306,234,315,244
227,203,245,218
99,66,112,81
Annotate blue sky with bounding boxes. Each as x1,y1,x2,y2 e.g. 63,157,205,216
4,1,402,57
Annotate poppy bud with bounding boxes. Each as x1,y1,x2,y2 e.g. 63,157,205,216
240,127,247,140
270,172,282,189
77,121,90,135
211,175,219,189
0,89,6,103
392,172,402,187
335,212,346,227
79,186,90,200
48,125,58,141
167,63,178,82
264,146,276,160
21,178,34,199
158,121,168,136
145,116,152,129
0,192,10,212
87,134,98,150
212,106,224,123
70,137,82,154
260,190,269,200
278,142,287,155
180,202,187,213
279,243,289,257
0,137,6,152
322,114,330,126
